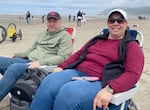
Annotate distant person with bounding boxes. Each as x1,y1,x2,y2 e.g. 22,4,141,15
32,15,34,19
41,15,46,23
73,16,76,21
77,10,83,27
0,11,73,101
26,11,31,24
68,14,71,22
81,12,86,25
19,16,21,20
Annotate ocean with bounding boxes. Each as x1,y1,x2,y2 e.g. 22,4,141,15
0,3,102,16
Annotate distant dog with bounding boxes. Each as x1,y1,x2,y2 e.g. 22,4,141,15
133,24,139,27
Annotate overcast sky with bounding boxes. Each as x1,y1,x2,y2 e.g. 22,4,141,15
0,0,150,15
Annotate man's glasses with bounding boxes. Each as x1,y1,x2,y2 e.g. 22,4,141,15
108,18,125,24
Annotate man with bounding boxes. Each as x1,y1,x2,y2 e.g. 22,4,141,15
0,11,72,101
26,11,31,24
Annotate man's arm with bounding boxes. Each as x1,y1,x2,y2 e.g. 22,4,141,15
14,41,37,58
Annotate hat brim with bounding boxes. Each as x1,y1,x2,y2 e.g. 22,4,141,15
107,9,127,21
47,16,60,20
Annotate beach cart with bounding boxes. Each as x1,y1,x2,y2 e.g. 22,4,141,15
6,23,22,42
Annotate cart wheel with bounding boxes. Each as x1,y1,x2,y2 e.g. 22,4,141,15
0,25,7,43
18,29,22,40
12,34,17,42
7,23,17,30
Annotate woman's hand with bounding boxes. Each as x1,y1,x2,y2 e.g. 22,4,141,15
93,87,113,110
52,67,63,72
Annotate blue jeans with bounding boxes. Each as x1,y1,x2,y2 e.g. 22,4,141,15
26,17,30,24
29,69,127,110
0,56,31,101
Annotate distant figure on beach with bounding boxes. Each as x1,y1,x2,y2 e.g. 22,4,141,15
138,16,146,20
26,11,31,24
19,15,23,20
68,14,71,21
77,10,83,27
41,15,46,23
73,16,76,21
81,12,86,25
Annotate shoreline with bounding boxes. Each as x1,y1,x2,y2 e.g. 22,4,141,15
0,14,144,20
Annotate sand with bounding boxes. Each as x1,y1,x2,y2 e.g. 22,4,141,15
0,15,150,110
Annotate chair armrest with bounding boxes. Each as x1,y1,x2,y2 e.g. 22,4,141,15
110,83,139,106
39,65,57,73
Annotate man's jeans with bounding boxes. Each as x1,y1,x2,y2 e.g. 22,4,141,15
0,56,31,101
29,69,127,110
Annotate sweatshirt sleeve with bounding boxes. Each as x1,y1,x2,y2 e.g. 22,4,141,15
109,42,144,93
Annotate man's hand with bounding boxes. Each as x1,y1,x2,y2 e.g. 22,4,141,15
7,54,15,58
93,88,113,110
27,61,40,69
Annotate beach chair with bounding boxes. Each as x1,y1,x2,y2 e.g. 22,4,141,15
0,25,7,43
99,28,143,110
6,23,22,42
65,27,76,44
39,26,76,72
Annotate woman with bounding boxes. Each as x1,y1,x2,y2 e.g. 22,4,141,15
29,9,144,110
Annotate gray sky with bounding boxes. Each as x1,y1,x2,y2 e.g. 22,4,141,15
0,0,150,15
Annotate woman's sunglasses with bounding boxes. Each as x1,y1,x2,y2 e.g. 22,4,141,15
108,18,125,24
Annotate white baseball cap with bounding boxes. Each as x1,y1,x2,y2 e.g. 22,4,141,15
107,8,127,21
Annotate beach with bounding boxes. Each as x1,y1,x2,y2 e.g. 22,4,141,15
0,15,150,110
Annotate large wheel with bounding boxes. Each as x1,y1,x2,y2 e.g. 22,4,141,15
7,23,17,30
0,25,7,43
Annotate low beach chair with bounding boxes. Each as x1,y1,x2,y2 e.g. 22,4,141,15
99,28,143,110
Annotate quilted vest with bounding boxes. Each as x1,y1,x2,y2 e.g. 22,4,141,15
64,30,138,87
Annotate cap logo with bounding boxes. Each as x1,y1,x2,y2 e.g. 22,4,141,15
49,12,56,16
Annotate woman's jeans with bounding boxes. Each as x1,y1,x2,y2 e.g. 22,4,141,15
29,69,127,110
0,56,31,101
